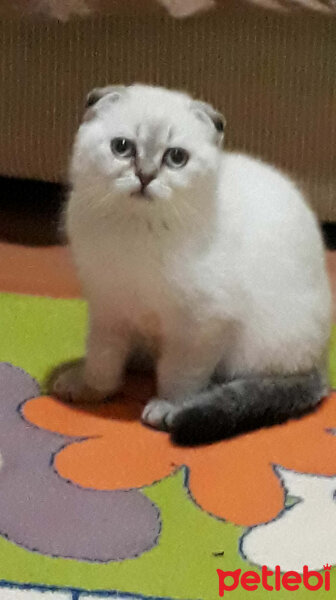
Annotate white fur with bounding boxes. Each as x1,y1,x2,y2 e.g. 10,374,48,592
59,84,331,418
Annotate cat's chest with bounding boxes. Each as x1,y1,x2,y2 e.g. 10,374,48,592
80,240,177,310
75,229,224,322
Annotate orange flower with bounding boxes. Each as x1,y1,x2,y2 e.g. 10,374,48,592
23,377,336,527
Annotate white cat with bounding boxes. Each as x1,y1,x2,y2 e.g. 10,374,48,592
54,84,331,444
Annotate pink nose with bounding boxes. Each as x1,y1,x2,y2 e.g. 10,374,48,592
136,171,155,190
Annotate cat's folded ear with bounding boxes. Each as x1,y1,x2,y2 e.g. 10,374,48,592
192,101,226,146
85,85,126,108
83,85,126,120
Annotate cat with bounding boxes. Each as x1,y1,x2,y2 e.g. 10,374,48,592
53,84,331,445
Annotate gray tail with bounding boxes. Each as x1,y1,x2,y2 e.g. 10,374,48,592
170,370,327,446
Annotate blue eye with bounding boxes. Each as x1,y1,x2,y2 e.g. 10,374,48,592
111,138,136,158
163,147,189,169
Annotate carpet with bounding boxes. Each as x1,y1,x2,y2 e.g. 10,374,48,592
0,291,335,599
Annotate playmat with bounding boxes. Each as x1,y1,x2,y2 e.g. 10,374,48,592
0,291,335,599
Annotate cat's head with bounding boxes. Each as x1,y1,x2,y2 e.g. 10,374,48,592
71,84,225,208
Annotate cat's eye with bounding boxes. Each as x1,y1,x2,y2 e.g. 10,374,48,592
111,138,136,159
163,147,189,169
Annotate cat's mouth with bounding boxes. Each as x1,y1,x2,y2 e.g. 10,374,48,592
131,187,153,201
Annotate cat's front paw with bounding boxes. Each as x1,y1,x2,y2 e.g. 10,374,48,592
141,399,178,431
52,363,109,404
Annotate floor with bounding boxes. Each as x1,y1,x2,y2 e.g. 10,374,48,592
0,177,335,319
0,177,80,298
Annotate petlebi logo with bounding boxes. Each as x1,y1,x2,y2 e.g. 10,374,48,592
217,564,332,596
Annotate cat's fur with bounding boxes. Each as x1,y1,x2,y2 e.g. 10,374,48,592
54,84,331,445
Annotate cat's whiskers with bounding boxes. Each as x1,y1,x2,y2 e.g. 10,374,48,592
163,199,184,229
168,196,213,244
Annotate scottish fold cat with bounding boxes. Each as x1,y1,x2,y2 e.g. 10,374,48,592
53,84,331,444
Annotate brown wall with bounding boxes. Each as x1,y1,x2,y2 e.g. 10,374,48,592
0,2,335,218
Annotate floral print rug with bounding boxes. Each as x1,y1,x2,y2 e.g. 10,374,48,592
0,292,335,599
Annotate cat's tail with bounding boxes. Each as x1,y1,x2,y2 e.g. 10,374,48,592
170,370,327,445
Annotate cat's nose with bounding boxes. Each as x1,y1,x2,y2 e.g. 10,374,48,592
136,170,155,190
